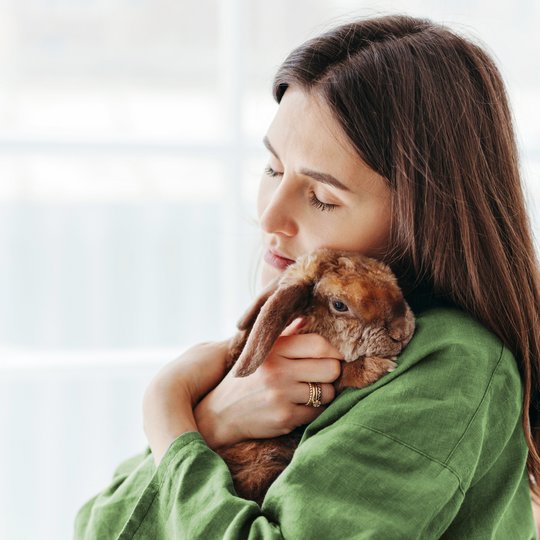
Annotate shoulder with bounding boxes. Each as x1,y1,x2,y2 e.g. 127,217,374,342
409,302,505,356
390,304,519,393
321,305,525,483
347,304,521,405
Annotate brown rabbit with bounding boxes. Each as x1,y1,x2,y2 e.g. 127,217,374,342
216,248,415,506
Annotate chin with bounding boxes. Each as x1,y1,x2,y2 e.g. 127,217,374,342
260,261,283,289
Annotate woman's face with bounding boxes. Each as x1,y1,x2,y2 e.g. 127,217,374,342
257,86,393,288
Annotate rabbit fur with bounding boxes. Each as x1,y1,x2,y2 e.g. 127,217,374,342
215,247,415,506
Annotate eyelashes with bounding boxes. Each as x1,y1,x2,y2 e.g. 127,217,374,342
263,165,338,212
308,192,338,212
263,165,281,179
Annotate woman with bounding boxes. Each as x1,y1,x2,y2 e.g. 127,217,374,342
75,14,540,538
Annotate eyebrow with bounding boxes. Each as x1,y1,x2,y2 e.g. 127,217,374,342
262,135,352,192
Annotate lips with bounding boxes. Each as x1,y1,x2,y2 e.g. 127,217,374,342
264,249,295,270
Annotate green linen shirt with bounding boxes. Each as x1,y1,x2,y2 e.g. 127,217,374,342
74,300,536,539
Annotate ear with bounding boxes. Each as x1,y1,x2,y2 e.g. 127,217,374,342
236,275,281,331
232,282,312,377
225,276,282,373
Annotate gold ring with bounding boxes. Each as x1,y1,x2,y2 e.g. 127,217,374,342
305,382,322,407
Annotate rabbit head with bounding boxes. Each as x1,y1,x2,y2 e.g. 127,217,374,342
232,248,415,377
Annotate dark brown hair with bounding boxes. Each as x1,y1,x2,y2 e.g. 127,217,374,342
272,14,540,495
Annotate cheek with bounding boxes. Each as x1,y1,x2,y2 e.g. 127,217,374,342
352,202,392,256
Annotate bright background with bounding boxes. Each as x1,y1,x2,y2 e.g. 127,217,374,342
0,1,538,539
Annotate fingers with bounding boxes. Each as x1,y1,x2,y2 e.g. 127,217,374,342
288,357,342,384
269,332,343,385
274,332,344,360
280,317,305,337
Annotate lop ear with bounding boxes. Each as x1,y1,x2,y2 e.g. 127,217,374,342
236,275,281,331
232,282,312,377
224,276,282,372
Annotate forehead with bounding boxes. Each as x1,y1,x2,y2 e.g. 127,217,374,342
268,88,357,162
266,87,385,193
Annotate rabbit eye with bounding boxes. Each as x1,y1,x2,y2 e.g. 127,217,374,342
331,300,349,312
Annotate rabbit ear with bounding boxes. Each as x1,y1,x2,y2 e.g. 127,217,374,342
232,282,312,377
236,275,281,331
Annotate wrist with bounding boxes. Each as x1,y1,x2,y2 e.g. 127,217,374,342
143,381,199,466
151,423,198,467
193,393,236,450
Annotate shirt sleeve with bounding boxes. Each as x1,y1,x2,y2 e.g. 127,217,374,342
74,424,464,539
74,447,157,540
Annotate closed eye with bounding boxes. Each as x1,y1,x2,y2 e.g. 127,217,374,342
263,165,339,212
264,165,281,178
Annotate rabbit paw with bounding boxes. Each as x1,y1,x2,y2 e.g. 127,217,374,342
362,356,398,381
385,358,398,372
336,356,398,390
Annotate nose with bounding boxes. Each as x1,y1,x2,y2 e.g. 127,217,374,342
259,176,298,237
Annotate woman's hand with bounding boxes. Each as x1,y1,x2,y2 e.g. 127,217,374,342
143,319,344,463
142,339,231,466
194,318,343,450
